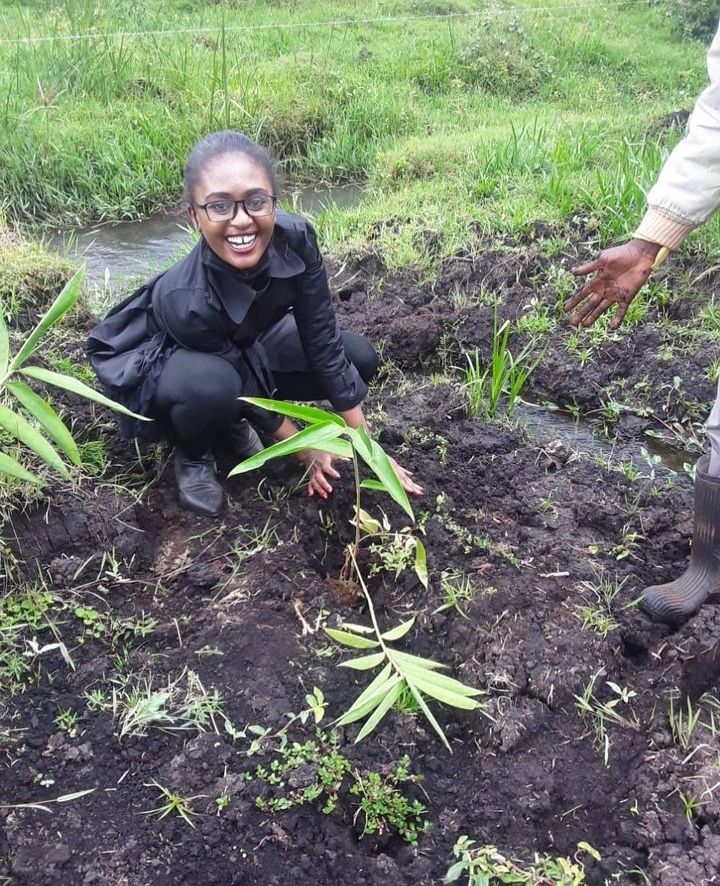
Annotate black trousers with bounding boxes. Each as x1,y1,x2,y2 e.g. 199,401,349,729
152,321,378,451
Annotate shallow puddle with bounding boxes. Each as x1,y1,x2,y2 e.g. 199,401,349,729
514,399,695,478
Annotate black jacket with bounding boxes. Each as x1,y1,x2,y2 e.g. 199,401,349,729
87,212,367,434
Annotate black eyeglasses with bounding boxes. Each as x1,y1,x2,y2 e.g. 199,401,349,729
196,194,277,222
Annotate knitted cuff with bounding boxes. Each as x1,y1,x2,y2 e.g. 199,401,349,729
634,207,696,250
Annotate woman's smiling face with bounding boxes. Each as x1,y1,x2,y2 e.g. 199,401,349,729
189,152,276,271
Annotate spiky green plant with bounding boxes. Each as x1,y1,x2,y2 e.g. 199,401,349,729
0,266,148,485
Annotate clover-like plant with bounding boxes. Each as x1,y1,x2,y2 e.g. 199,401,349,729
230,398,425,591
326,559,483,751
0,266,148,485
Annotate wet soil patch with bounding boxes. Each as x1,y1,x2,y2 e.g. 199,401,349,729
4,242,720,883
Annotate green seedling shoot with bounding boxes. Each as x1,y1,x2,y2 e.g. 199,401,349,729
230,398,426,592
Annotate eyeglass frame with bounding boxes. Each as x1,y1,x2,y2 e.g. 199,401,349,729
194,194,278,222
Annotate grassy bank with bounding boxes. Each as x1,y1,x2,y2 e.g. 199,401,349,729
0,0,715,263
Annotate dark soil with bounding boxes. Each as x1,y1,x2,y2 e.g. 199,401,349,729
3,240,720,885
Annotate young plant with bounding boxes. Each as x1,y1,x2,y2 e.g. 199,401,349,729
463,304,541,420
444,836,596,885
142,781,202,829
230,398,422,591
0,267,149,485
326,560,483,752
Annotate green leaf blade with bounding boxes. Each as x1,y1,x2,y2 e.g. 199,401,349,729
338,652,386,671
0,451,41,484
406,680,451,752
7,381,80,465
354,680,404,743
228,421,344,476
10,267,85,371
19,367,151,420
324,628,379,650
239,397,346,426
414,539,428,589
0,404,70,478
380,617,415,642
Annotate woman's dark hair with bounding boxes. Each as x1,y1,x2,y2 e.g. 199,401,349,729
183,130,277,203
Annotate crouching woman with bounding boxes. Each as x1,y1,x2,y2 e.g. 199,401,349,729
87,130,421,516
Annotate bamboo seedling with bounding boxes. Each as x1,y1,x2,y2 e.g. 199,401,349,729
230,398,426,592
0,267,149,485
326,556,483,752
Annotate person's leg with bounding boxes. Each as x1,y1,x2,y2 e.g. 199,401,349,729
265,315,378,401
153,350,247,516
641,379,720,623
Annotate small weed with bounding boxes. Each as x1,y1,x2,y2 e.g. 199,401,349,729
574,569,629,638
434,570,476,618
350,756,428,844
54,707,79,737
142,781,202,829
254,731,427,844
106,669,224,739
574,673,640,766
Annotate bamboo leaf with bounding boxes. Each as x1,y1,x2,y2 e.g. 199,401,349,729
228,421,344,476
315,437,353,459
359,479,385,491
340,621,375,635
239,397,346,426
390,649,447,671
392,662,483,698
414,539,428,589
409,676,480,710
351,425,414,520
355,680,404,742
407,679,451,752
19,367,151,420
0,451,41,484
0,404,69,478
339,663,393,714
324,628,379,650
0,310,8,376
338,673,403,725
10,267,85,370
380,617,415,642
7,381,80,465
338,652,386,671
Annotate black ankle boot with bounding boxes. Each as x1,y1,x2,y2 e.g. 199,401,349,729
174,448,224,517
641,455,720,625
214,419,264,462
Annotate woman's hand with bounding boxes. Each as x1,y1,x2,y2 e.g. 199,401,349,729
297,449,343,500
566,239,662,329
389,456,424,496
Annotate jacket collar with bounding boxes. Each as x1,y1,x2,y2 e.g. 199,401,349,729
200,230,306,325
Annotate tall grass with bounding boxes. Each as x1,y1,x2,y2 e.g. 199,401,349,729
0,0,711,261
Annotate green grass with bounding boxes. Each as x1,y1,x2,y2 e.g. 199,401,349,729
0,0,716,268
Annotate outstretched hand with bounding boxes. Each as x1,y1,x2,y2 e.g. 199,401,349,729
299,450,424,499
388,455,424,496
565,239,662,330
299,449,343,500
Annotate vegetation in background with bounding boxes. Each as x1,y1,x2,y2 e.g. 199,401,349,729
0,0,716,268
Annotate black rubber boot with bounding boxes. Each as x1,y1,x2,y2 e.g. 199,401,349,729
641,455,720,625
214,419,264,462
174,448,224,517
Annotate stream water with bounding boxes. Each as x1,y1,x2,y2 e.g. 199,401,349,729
49,187,695,479
49,183,365,287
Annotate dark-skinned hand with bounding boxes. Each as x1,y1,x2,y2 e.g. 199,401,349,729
565,239,662,329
